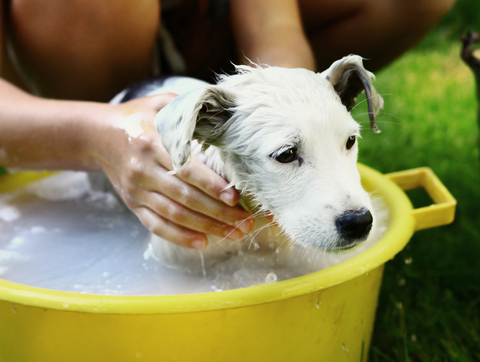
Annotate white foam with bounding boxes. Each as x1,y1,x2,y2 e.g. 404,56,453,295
0,204,21,222
115,114,144,138
24,171,91,200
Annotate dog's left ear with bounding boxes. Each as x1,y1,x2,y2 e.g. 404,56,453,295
321,55,383,133
155,86,235,173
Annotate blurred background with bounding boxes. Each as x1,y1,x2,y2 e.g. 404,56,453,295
354,0,480,360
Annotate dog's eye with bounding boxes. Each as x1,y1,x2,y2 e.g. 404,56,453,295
273,147,298,163
346,136,356,150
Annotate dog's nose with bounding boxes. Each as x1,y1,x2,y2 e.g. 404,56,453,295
335,209,373,243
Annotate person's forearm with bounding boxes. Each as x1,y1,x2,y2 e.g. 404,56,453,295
230,0,316,71
0,79,111,171
242,27,316,71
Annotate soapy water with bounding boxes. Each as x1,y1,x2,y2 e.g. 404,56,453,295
0,172,389,295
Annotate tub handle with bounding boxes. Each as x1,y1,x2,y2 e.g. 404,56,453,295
385,167,456,231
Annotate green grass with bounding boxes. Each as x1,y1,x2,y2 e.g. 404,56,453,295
351,21,480,361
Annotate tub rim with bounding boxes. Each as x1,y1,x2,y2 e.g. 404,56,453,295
0,164,416,314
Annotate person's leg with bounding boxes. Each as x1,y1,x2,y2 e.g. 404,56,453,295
299,0,456,71
7,0,160,101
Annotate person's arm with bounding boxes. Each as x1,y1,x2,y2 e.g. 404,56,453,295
230,0,316,71
0,78,110,170
0,77,253,248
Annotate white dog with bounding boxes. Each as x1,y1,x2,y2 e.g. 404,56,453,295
112,55,384,273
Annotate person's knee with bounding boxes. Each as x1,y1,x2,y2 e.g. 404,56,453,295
398,0,456,23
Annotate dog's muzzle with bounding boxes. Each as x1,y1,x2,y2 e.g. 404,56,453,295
335,208,373,248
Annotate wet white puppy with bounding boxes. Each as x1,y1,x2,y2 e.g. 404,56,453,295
114,55,384,272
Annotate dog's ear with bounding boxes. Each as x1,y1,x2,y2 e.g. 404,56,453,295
154,86,235,173
321,55,383,133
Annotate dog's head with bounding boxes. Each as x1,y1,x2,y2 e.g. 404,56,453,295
155,55,383,251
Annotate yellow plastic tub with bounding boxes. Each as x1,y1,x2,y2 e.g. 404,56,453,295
0,164,456,362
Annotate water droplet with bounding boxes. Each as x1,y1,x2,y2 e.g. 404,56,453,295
199,251,206,278
342,344,349,354
316,299,322,309
265,272,277,283
405,257,413,265
11,306,16,313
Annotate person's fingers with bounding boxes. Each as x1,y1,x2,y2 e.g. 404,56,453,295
148,166,253,232
147,144,254,233
136,207,208,249
151,135,240,208
173,156,240,207
134,191,253,250
124,164,254,236
143,191,247,239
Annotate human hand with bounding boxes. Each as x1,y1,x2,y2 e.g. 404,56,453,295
89,94,254,249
